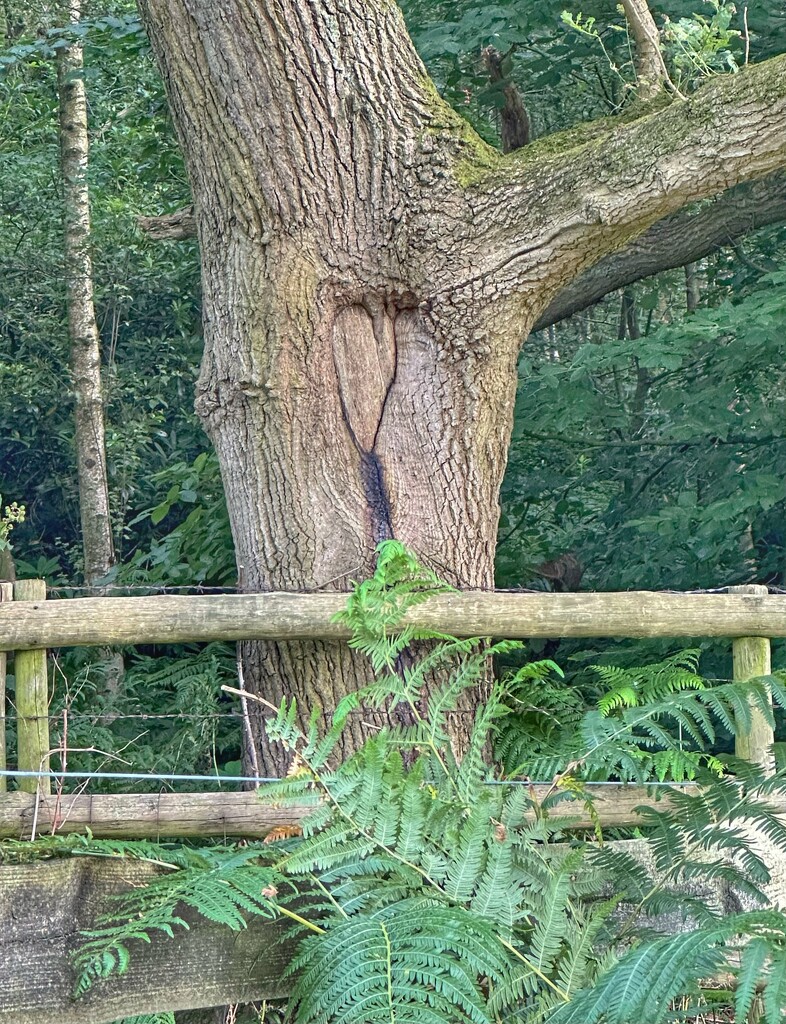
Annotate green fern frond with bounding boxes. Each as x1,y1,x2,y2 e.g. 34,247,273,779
72,545,786,1024
550,911,786,1024
587,846,653,902
509,659,565,685
114,1014,176,1024
735,936,770,1023
546,929,726,1024
763,948,786,1024
455,684,508,799
469,835,518,931
553,899,619,997
530,866,572,974
288,901,512,1024
594,651,704,718
73,848,285,996
333,540,456,675
443,804,491,903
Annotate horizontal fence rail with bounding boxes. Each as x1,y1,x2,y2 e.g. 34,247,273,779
0,589,785,650
0,856,294,1024
0,583,778,838
0,784,710,839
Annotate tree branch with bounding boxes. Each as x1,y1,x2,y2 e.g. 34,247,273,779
621,0,681,99
137,205,196,240
457,55,786,327
534,171,786,329
482,46,530,152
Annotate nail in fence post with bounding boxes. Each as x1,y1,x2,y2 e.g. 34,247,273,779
14,579,50,795
731,584,774,772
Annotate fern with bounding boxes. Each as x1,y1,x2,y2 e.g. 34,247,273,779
501,650,786,786
113,1016,176,1024
72,842,287,998
548,912,786,1024
535,671,782,783
70,543,786,1024
287,900,513,1024
332,539,456,676
595,650,704,715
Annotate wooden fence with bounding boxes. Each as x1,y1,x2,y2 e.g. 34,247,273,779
0,579,782,1024
0,579,779,837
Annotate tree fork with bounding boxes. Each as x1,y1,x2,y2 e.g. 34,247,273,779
138,175,786,332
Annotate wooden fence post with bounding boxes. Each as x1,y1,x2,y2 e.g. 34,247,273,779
731,584,774,771
0,582,12,794
13,580,50,796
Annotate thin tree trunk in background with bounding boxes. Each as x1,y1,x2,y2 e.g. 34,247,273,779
621,0,677,99
58,0,115,585
626,295,650,441
685,262,700,311
58,0,122,690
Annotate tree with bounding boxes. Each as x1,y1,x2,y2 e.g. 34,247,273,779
58,0,116,588
136,0,786,772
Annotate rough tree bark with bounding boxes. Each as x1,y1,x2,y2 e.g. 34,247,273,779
535,172,786,329
137,0,786,773
58,0,116,587
138,174,786,332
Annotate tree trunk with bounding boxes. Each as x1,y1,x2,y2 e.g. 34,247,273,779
58,0,115,587
137,0,786,773
58,0,123,693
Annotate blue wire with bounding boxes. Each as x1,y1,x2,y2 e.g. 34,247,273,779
0,769,277,783
0,769,689,787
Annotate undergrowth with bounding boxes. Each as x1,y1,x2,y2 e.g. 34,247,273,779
9,541,786,1023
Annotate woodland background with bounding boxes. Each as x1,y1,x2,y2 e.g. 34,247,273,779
1,0,785,785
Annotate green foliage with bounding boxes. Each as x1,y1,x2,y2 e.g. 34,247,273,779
549,914,786,1024
244,545,786,1023
0,11,145,76
500,265,786,595
118,452,235,587
0,494,24,551
400,0,631,147
114,1015,175,1024
38,639,240,792
562,1,743,95
500,645,786,783
661,1,742,83
1,0,785,1012
0,0,201,579
288,902,512,1024
68,544,786,1024
594,649,705,715
72,840,286,998
334,538,456,675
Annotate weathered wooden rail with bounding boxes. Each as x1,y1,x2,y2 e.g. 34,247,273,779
1,586,785,650
1,855,294,1024
0,581,778,834
0,782,704,839
0,580,779,1023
